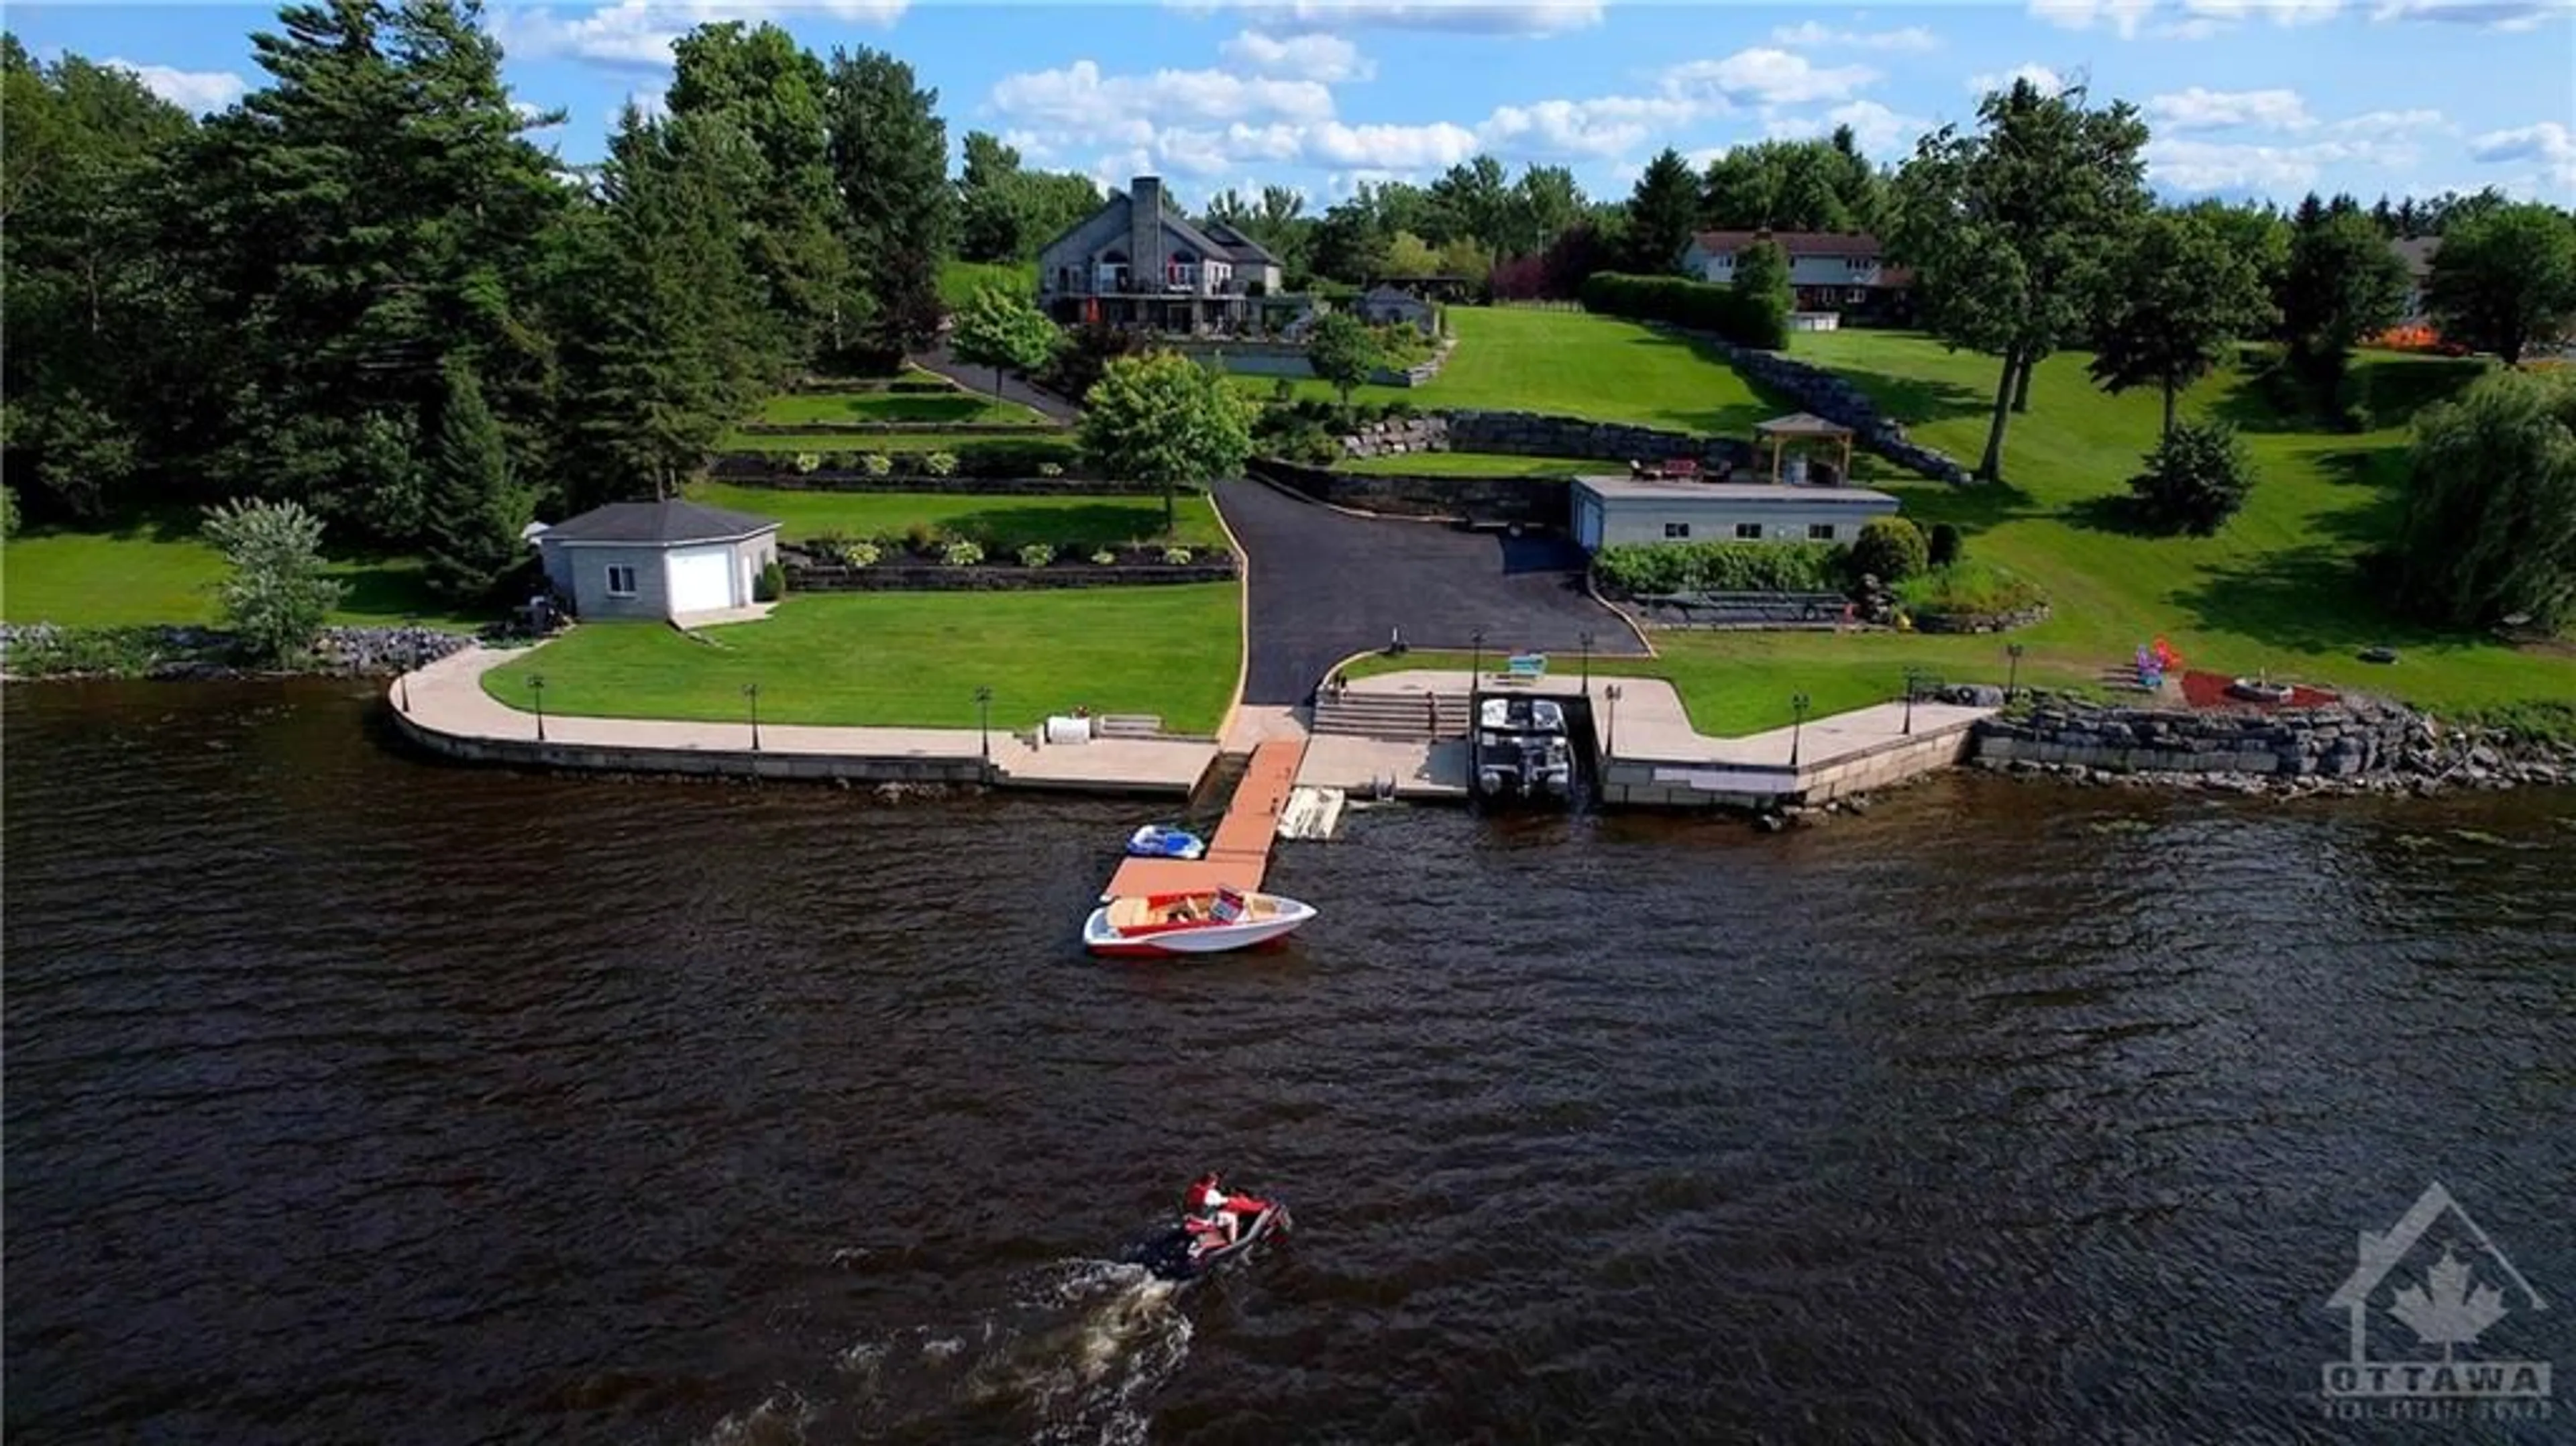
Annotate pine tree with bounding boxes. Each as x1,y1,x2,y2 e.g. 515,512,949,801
826,46,951,364
422,360,533,604
1624,148,1701,274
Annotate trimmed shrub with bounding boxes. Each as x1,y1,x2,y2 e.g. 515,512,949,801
1577,271,1788,349
844,540,881,567
904,521,941,554
2127,419,2258,536
1896,560,2047,616
1038,461,1065,478
1163,547,1193,565
1592,541,1846,596
1089,548,1116,565
941,539,985,567
860,453,894,477
1928,522,1964,567
1,485,17,540
1848,516,1931,584
1018,543,1056,568
924,451,960,478
793,452,822,475
755,559,786,601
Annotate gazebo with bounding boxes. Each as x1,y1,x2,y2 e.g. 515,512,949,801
1755,412,1855,485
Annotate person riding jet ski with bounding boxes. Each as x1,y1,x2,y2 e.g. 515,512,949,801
1181,1172,1269,1253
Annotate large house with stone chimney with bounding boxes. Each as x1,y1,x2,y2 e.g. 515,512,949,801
1678,230,1914,325
1035,175,1291,334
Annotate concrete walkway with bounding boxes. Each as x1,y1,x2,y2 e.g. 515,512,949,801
392,644,1216,794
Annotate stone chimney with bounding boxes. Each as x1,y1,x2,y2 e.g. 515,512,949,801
1128,176,1165,291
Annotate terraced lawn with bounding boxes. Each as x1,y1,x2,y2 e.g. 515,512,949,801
715,429,1080,456
752,390,1055,428
688,484,1224,549
481,586,1241,734
1232,306,1781,435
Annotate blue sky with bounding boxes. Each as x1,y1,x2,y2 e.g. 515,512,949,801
15,1,2575,211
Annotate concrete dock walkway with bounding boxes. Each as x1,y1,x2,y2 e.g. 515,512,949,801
389,644,1218,795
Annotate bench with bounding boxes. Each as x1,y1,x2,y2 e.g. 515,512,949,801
1630,457,1703,481
1095,714,1163,739
1493,653,1548,684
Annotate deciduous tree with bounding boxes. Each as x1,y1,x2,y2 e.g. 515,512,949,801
2394,367,2576,630
2426,203,2576,365
203,496,343,664
2279,197,2410,422
1304,311,1384,406
1729,238,1793,336
2127,419,2257,535
2090,211,2275,437
826,46,950,362
1078,352,1255,535
949,285,1061,400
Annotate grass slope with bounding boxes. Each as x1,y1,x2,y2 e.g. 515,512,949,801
1235,307,1778,434
4,522,487,629
938,258,1036,313
482,587,1241,734
753,391,1053,427
689,484,1224,549
1335,453,1602,478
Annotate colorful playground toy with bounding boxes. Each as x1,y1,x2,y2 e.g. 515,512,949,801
2135,636,2182,689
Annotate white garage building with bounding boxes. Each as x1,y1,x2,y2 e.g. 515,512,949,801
1569,476,1901,551
534,498,782,622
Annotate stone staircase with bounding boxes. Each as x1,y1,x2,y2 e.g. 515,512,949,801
1309,690,1471,741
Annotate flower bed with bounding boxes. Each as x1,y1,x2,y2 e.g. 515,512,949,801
784,544,1235,593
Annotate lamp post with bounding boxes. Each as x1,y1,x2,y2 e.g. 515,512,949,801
1790,691,1811,768
1902,668,1921,736
527,674,547,742
1470,628,1486,691
1579,629,1594,691
398,614,417,714
974,685,993,778
2006,643,2026,700
743,682,761,751
1604,682,1623,759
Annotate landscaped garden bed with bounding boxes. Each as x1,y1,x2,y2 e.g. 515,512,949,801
784,546,1236,592
688,484,1224,551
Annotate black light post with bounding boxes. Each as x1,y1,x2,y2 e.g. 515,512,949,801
1902,668,1920,736
528,674,547,742
1604,682,1623,759
743,681,761,751
2006,643,2026,700
974,685,993,777
1470,628,1487,690
1579,629,1594,691
398,614,417,714
1790,691,1811,768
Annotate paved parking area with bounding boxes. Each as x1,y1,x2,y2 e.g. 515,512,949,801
1212,479,1643,705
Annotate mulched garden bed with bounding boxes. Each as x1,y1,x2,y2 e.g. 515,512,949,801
2178,669,2340,710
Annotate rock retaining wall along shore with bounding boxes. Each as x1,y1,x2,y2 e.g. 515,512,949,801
1,623,476,681
1968,693,2573,793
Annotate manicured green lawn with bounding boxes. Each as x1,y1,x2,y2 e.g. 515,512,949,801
1335,452,1602,478
716,429,1081,455
754,391,1055,427
689,483,1224,549
3,522,488,628
1232,307,1782,434
481,586,1241,734
938,258,1036,313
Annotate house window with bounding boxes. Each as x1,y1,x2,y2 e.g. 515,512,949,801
1735,522,1763,540
1846,287,1870,304
1808,523,1836,541
1663,522,1692,539
605,563,638,598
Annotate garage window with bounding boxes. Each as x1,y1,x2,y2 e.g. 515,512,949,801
1663,522,1691,539
1735,522,1763,540
606,564,639,597
1808,523,1836,541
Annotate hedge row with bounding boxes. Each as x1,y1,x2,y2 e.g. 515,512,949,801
1578,272,1788,350
1594,541,1846,596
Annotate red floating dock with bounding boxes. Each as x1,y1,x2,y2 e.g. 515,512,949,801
1101,738,1306,901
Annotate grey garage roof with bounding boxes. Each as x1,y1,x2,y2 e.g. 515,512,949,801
537,498,779,545
1574,477,1899,506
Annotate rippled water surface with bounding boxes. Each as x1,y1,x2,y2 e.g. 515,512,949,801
7,681,2575,1443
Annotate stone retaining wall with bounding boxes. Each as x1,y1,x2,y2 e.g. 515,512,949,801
1247,457,1566,527
1648,325,1973,485
704,467,1158,495
1972,696,2414,780
1336,410,1756,470
1,622,476,680
1911,602,2053,635
788,561,1237,592
390,701,990,787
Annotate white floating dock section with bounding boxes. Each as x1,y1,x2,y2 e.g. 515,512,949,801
1276,786,1346,841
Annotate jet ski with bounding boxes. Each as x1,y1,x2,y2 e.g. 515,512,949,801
1126,824,1208,860
1121,1197,1291,1282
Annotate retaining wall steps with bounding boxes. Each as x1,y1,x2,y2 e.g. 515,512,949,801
1309,690,1472,740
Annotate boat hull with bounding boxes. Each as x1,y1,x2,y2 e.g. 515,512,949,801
1081,895,1317,957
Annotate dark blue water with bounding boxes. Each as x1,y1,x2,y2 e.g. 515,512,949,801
6,681,2573,1443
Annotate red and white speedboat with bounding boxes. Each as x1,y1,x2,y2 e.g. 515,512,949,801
1082,885,1317,957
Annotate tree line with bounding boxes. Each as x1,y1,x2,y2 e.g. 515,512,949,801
3,4,949,604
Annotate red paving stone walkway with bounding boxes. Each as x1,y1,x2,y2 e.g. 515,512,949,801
2179,669,2339,710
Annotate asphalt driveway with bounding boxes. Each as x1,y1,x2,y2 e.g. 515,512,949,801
1212,478,1644,706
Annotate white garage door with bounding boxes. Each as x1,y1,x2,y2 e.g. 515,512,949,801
665,547,734,614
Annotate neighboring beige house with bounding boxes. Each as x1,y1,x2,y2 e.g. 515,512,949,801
2392,236,2440,323
1678,230,1915,324
535,498,780,621
1570,476,1899,551
1035,175,1288,332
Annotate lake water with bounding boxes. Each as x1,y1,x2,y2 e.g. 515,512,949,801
5,681,2573,1444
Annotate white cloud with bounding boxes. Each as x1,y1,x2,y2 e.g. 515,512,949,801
2147,132,2422,191
2371,0,2569,30
2332,108,2447,135
496,1,906,71
1482,94,1704,159
2176,0,2346,27
2147,87,2315,131
1218,30,1375,81
1815,100,1931,159
1169,0,1605,36
1766,21,1940,50
1966,64,2066,96
990,60,1338,129
104,59,245,113
2469,120,2576,185
2028,0,2157,37
1661,49,1880,107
